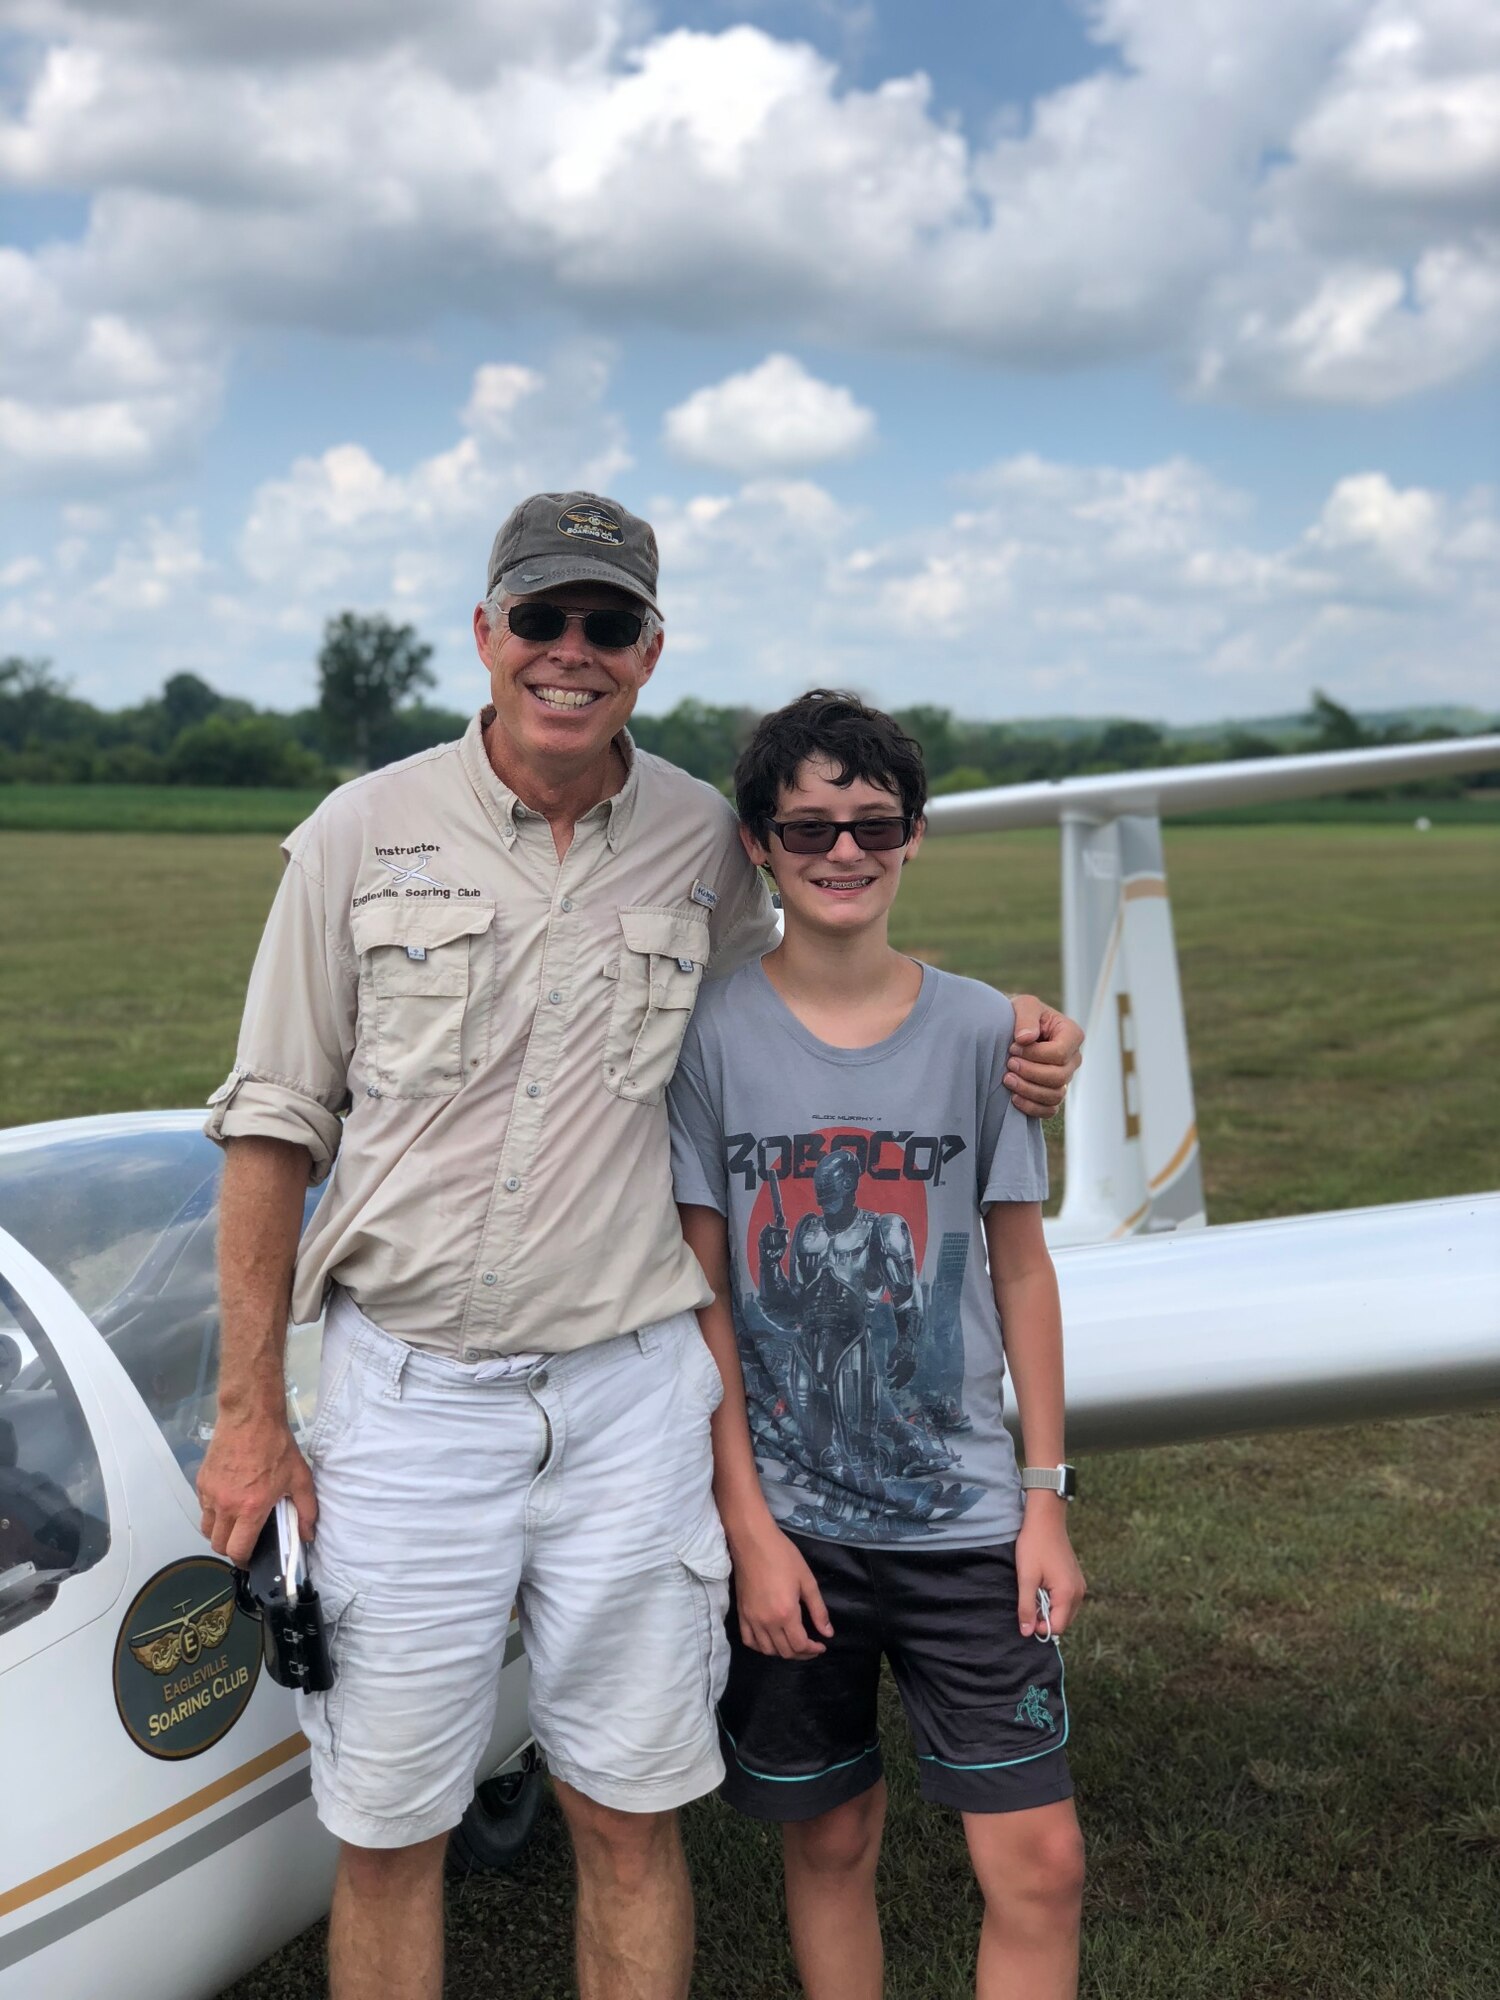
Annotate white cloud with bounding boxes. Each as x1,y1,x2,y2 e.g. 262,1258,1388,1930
0,343,634,706
85,511,208,613
462,364,544,435
0,248,220,487
236,343,630,626
647,475,862,688
1307,471,1445,584
4,430,1494,721
1279,3,1500,232
1,0,1496,481
1,509,212,694
6,0,630,71
1192,0,1500,399
664,354,875,473
1197,238,1500,403
636,451,1497,720
849,455,1499,712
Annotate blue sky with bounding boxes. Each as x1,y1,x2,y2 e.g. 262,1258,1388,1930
1,0,1496,724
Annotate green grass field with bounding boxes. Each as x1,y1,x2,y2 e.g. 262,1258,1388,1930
1172,793,1500,827
0,782,334,834
1,822,1496,1998
1,780,1498,836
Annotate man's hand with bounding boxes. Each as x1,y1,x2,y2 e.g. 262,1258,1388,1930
1006,996,1084,1118
728,1514,834,1659
1015,1500,1085,1640
196,1412,318,1569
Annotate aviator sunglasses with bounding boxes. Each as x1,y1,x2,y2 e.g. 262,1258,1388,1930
504,603,645,648
768,815,915,855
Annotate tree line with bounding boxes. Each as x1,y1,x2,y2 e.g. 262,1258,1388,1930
0,613,439,789
1,612,1490,796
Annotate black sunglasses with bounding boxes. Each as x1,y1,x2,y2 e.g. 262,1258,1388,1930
768,815,914,855
504,603,645,649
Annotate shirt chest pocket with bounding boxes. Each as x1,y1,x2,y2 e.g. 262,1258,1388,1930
602,906,709,1105
350,900,496,1099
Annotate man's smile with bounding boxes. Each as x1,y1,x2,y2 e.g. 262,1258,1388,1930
528,685,604,709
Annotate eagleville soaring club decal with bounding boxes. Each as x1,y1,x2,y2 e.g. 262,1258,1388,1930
113,1557,263,1759
557,504,623,544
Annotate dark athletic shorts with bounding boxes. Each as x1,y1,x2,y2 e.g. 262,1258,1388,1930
717,1534,1073,1820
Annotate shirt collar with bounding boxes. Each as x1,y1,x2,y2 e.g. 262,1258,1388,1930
459,710,640,850
605,730,639,849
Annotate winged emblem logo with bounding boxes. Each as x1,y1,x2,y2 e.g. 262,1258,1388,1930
128,1587,237,1676
557,505,623,544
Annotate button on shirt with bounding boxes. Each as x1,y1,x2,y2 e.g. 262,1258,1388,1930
205,713,778,1357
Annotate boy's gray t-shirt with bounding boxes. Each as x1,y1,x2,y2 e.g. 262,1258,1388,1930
668,959,1047,1549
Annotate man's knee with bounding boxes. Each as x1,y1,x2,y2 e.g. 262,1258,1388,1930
337,1831,449,1901
555,1784,682,1892
784,1787,885,1878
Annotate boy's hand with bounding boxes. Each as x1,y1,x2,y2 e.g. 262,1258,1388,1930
1006,997,1084,1117
728,1515,834,1659
1015,1501,1085,1639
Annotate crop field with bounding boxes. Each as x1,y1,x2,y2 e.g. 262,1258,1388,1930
1,821,1497,1998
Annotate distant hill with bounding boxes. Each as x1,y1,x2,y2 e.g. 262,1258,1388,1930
1166,704,1494,747
997,705,1494,748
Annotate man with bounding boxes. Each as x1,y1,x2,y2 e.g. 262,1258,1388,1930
196,490,1084,2000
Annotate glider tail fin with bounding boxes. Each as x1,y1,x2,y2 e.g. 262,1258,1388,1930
1048,811,1205,1246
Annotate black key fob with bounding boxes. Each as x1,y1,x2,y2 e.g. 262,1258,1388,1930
233,1505,335,1693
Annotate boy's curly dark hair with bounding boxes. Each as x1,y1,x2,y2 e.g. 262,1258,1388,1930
733,690,927,843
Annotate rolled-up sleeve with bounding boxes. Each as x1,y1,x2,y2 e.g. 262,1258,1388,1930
204,838,355,1182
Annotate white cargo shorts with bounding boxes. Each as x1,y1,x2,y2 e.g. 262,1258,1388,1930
297,1291,730,1849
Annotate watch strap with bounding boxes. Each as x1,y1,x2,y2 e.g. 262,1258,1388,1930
1020,1463,1077,1500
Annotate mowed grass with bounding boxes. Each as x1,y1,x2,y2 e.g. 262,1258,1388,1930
0,781,330,834
0,831,286,1127
896,823,1500,1223
1,823,1496,1998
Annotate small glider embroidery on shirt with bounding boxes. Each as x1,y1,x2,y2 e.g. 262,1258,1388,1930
377,855,451,891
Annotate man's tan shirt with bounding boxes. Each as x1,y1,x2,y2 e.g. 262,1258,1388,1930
207,713,778,1357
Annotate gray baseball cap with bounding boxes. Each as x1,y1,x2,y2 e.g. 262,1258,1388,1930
486,491,661,616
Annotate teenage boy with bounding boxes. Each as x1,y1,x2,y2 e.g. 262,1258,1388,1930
668,690,1086,2000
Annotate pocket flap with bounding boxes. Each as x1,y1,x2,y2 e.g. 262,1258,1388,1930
350,900,495,955
674,1514,732,1583
618,906,709,965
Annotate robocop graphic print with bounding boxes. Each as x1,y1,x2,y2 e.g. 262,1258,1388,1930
668,958,1047,1549
735,1128,982,1540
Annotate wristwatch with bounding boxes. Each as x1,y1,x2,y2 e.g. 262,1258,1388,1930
1020,1463,1077,1501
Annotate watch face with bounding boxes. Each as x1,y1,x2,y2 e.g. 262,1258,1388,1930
1060,1465,1078,1499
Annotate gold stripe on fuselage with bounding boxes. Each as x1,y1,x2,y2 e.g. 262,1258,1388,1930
0,1734,307,1920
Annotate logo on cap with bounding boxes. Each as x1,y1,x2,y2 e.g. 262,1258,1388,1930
558,505,624,546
